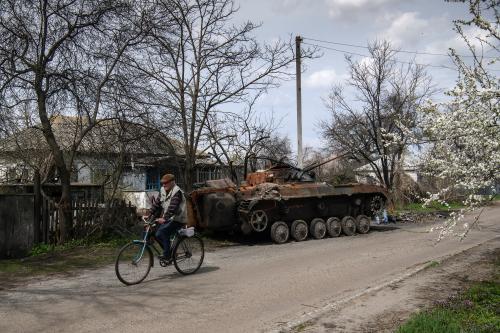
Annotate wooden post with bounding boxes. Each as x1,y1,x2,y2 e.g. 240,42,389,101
33,170,41,244
42,197,48,243
295,35,303,168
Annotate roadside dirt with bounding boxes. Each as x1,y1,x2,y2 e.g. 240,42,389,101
0,235,239,291
0,209,452,292
0,204,498,333
289,238,499,333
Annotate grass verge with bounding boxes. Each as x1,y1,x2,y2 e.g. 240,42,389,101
0,237,132,289
397,255,500,333
0,231,239,289
396,200,465,214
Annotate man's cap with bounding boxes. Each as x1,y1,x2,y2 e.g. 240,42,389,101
160,173,175,184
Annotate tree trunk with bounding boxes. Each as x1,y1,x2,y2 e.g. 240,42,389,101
58,169,73,244
183,159,195,192
36,79,73,243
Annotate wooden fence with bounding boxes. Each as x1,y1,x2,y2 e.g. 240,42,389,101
41,198,137,244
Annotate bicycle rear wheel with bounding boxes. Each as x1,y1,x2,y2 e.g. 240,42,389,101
173,235,204,275
115,242,153,285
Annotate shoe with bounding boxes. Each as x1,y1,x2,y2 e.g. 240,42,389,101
158,255,172,263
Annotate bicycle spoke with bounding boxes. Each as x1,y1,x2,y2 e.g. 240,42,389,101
173,236,204,275
115,242,152,285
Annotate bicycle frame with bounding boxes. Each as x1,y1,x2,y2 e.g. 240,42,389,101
132,219,179,266
115,217,204,285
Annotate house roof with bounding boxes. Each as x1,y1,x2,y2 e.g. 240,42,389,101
0,116,184,158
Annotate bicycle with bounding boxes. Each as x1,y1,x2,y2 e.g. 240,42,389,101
115,216,205,285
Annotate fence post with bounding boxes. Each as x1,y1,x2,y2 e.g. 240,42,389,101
42,197,48,243
54,202,59,244
33,171,41,244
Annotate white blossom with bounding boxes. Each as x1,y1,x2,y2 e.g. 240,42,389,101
418,0,499,240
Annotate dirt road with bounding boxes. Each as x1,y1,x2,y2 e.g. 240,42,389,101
1,205,499,333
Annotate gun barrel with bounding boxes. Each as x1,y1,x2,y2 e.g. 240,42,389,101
303,152,349,172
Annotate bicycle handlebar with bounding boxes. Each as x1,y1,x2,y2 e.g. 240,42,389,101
142,216,174,226
142,215,156,226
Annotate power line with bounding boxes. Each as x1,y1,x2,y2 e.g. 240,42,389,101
302,42,459,71
303,36,498,59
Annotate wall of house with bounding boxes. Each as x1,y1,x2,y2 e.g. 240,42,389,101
0,158,31,183
121,169,147,191
355,170,419,185
75,158,112,184
77,163,92,183
0,163,8,183
75,158,147,191
122,190,158,211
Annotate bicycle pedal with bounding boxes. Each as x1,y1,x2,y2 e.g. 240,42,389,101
159,258,172,267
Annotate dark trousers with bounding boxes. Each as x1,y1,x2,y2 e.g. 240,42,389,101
155,220,183,258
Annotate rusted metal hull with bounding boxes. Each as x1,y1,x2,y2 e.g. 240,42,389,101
189,179,387,233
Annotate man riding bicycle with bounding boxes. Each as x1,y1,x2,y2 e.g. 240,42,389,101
149,173,187,262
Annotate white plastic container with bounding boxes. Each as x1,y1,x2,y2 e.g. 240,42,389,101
179,227,195,237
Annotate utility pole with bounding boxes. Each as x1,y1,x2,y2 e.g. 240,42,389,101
295,35,303,168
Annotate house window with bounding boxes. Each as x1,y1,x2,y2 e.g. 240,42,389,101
146,168,160,190
91,167,109,184
7,167,17,182
70,165,78,183
197,167,221,183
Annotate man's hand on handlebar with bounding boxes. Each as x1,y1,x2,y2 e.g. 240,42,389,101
155,217,166,224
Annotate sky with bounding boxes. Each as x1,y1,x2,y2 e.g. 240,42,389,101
231,0,497,157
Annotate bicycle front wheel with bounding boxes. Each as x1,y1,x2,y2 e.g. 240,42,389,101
115,242,153,285
173,235,204,275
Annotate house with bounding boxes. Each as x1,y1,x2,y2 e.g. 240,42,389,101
0,116,234,208
353,159,420,186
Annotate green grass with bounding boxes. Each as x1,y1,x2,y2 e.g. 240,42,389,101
397,269,500,333
291,320,315,332
0,231,234,288
0,236,134,288
28,236,132,257
396,200,465,214
425,261,440,269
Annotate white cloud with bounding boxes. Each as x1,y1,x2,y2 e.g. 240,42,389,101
359,56,375,68
441,26,493,54
266,0,322,15
304,69,342,88
325,0,399,18
379,12,429,46
421,25,496,67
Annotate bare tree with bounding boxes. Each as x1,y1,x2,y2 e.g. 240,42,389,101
0,0,145,242
254,134,292,167
320,40,434,192
205,102,290,181
133,0,311,190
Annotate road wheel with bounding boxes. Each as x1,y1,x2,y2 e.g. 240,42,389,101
291,220,308,241
341,216,356,236
270,221,289,244
240,220,252,235
249,209,268,232
356,215,371,234
309,218,327,239
326,217,341,237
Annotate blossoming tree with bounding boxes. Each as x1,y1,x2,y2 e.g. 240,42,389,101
421,0,499,239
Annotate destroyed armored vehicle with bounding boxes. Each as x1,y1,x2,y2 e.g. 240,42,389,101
188,160,387,244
